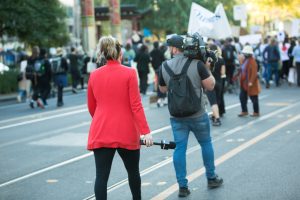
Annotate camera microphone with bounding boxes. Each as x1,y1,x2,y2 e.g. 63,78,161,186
140,140,176,150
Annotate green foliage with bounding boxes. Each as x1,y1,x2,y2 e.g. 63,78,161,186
121,0,236,34
0,70,19,94
0,0,69,47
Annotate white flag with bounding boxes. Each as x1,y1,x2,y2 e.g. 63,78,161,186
188,2,216,37
188,2,232,39
214,4,232,39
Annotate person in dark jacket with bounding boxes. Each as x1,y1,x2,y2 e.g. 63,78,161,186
150,41,166,107
263,38,281,88
27,46,40,108
29,48,52,108
68,47,81,93
206,44,226,126
134,44,151,95
52,48,68,107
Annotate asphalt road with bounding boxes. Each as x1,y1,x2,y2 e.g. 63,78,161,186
0,84,300,200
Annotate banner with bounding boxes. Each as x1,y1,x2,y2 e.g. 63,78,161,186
214,4,233,39
233,5,247,21
187,2,232,39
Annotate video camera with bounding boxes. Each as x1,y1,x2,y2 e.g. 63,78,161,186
183,32,218,71
140,140,176,150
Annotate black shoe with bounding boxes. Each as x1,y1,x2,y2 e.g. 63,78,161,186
29,100,35,109
57,102,64,107
178,187,190,197
208,175,223,188
72,89,77,94
212,118,221,126
209,115,215,121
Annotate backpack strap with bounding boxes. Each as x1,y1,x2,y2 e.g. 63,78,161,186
180,58,193,74
163,58,193,77
163,61,175,77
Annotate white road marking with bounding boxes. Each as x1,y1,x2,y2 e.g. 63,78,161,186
0,109,88,130
46,179,58,183
0,104,87,124
0,152,93,188
157,182,167,186
0,122,90,148
29,133,87,147
142,182,152,186
151,114,300,200
0,107,149,131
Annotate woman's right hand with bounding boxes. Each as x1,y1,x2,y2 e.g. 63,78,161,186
142,133,153,147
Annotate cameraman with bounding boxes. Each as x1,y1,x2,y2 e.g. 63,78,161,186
158,34,223,198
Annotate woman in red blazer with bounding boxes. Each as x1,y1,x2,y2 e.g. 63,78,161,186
238,45,261,117
87,36,153,200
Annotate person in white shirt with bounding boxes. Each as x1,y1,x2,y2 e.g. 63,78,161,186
279,40,291,80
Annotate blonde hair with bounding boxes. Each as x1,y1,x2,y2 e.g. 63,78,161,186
96,36,121,63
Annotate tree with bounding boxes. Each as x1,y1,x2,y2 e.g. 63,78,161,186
0,0,69,47
239,0,300,24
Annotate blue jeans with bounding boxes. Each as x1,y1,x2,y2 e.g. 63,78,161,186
267,62,279,85
170,113,216,188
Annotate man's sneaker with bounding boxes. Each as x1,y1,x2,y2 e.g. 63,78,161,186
178,187,190,198
157,98,163,107
212,118,221,126
72,88,77,94
163,97,168,105
207,175,223,188
57,102,64,107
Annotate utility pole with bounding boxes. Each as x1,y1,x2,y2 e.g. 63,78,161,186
81,0,96,53
109,0,122,43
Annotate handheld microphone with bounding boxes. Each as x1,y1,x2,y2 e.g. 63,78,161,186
140,139,176,150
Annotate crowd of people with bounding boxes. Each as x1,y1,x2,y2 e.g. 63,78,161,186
16,46,92,108
11,30,300,199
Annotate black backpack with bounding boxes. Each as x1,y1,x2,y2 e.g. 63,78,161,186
33,59,46,77
223,46,235,63
163,58,202,117
50,57,64,74
25,63,34,80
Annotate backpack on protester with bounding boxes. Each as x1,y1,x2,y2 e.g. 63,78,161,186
50,57,64,74
33,59,46,77
163,58,202,117
223,46,235,63
25,63,35,80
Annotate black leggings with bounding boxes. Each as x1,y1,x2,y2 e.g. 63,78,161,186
93,148,141,200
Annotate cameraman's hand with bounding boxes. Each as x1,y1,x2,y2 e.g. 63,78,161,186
142,133,153,147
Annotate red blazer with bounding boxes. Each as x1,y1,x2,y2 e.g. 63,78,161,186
87,60,150,150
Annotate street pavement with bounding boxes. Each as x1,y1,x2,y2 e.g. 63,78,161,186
0,83,300,200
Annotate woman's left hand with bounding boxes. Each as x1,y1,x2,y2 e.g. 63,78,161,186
248,82,253,87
